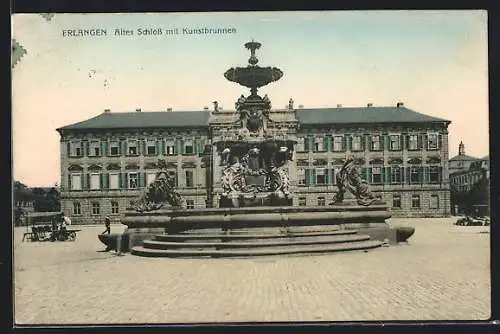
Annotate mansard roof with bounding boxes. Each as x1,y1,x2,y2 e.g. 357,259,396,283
56,106,450,132
57,111,211,131
295,107,450,125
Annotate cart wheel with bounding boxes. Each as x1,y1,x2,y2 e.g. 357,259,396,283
69,232,76,241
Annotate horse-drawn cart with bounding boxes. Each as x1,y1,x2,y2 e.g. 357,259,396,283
22,212,81,242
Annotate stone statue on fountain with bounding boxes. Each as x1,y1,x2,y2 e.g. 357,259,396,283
329,157,380,206
130,159,186,212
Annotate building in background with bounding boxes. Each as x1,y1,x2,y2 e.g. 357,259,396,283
449,142,490,216
56,102,452,224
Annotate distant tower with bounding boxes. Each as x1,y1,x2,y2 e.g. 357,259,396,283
458,141,465,156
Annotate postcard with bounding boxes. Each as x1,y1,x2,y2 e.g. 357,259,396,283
12,11,490,325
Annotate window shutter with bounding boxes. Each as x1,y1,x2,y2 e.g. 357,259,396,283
348,136,353,151
118,173,122,189
400,166,404,184
174,172,179,187
423,166,429,184
342,135,347,152
160,140,165,155
172,141,177,155
121,140,127,156
303,137,309,151
99,174,103,189
417,135,423,150
193,139,199,154
84,141,89,157
362,135,367,151
67,142,71,157
404,134,409,150
439,167,443,183
85,173,90,189
68,174,72,191
438,134,442,150
367,135,372,151
386,166,391,184
305,169,310,186
103,173,109,189
101,141,107,157
406,167,411,184
156,140,161,156
309,136,314,152
310,169,317,185
424,134,429,150
419,166,424,184
324,136,331,152
325,168,330,184
385,135,390,150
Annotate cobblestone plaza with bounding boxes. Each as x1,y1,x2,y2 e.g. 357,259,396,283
14,218,490,324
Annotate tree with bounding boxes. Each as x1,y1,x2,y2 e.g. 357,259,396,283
33,187,60,212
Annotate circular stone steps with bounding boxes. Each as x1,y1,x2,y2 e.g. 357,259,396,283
131,228,383,258
142,234,370,250
131,239,383,258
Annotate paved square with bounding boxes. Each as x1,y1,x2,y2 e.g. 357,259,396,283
13,218,490,324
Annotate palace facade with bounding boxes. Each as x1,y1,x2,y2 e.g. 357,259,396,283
56,102,452,224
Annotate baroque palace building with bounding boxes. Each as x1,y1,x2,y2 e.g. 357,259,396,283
56,102,451,224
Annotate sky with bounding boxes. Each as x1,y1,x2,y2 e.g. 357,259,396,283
12,11,489,187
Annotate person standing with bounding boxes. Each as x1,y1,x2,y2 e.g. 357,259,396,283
60,212,71,230
101,216,111,235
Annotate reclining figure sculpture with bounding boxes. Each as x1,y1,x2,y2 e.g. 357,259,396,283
330,158,379,206
131,159,186,212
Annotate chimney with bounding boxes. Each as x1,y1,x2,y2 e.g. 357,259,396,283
203,106,209,111
135,108,141,112
336,104,342,108
167,108,172,112
396,102,404,108
104,109,111,113
367,103,373,107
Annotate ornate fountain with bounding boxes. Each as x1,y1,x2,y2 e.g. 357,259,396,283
99,40,415,257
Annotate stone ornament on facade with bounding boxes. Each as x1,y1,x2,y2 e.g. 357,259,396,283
130,159,186,212
39,13,56,22
330,157,379,206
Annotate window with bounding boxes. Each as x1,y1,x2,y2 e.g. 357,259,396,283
110,141,120,156
128,173,138,189
185,170,194,187
71,174,82,190
89,141,100,156
109,173,119,189
371,135,381,151
333,136,343,152
390,135,400,150
184,140,194,155
128,140,138,155
429,166,440,183
146,140,156,155
111,201,119,214
412,195,420,208
317,197,326,206
73,202,81,215
316,168,326,185
297,169,306,185
147,172,157,185
166,141,175,155
298,197,307,206
372,167,382,184
392,195,401,208
296,138,305,152
391,167,402,183
352,136,362,151
92,202,100,215
186,199,195,209
90,173,100,190
70,141,82,157
430,195,439,209
408,135,418,150
314,138,324,152
168,170,177,187
428,133,439,150
410,167,420,183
